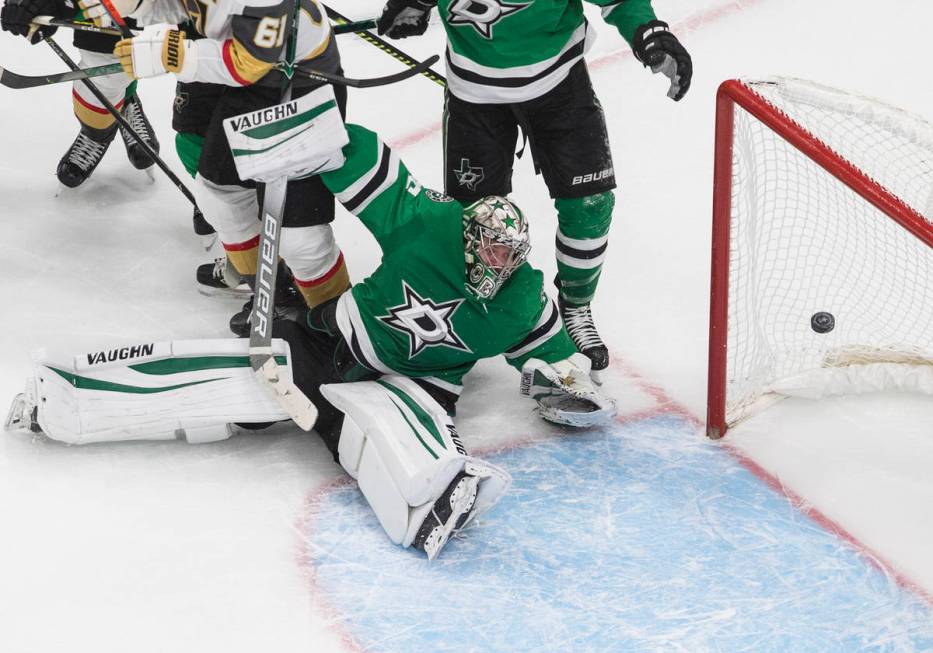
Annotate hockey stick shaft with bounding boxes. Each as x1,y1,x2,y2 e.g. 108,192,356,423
41,36,200,209
33,15,124,37
0,56,435,90
98,0,133,37
322,4,447,88
295,54,439,87
32,15,374,38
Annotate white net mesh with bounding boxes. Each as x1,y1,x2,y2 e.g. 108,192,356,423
724,78,933,426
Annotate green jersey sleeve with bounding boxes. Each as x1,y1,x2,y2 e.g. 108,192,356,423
589,0,658,44
502,295,578,371
320,124,424,246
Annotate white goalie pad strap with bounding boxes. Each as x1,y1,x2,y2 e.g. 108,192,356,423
28,339,292,444
770,363,933,399
321,376,510,547
223,85,349,184
521,354,617,427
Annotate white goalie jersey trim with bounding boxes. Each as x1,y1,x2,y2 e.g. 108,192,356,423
18,339,293,444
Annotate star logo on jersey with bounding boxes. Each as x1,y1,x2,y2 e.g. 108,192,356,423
379,282,471,358
453,158,485,191
447,0,530,39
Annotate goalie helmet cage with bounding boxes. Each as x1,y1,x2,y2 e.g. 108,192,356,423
706,78,933,439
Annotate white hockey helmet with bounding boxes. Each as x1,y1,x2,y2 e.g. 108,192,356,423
463,196,531,300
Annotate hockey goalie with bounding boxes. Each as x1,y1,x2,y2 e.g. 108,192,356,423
4,124,616,560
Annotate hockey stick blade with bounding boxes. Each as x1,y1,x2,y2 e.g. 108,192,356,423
0,62,123,89
296,54,440,88
253,357,318,431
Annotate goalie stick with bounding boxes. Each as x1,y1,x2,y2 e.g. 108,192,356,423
0,54,438,90
247,0,319,430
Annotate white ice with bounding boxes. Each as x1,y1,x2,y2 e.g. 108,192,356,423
1,0,931,650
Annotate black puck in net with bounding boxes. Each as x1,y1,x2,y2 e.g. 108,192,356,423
810,311,835,334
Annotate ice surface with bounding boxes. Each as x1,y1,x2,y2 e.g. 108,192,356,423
1,0,932,651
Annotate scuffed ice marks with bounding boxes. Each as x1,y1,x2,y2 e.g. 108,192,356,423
299,415,933,652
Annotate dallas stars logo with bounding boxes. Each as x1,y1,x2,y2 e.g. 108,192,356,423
379,282,471,358
453,158,485,191
447,0,530,40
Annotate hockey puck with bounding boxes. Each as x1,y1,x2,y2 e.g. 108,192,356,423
810,311,835,334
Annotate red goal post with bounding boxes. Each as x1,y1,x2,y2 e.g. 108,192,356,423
707,78,933,439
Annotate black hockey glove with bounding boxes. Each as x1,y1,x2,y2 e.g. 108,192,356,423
1,0,76,43
633,20,693,101
377,0,435,39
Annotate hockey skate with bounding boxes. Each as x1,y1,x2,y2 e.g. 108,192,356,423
197,256,251,298
120,95,160,175
558,296,609,376
56,123,118,189
229,270,306,338
412,466,485,561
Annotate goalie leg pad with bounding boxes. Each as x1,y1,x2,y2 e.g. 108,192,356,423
6,339,293,444
321,376,511,553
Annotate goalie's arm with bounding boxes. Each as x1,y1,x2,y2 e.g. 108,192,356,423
320,123,426,246
502,296,578,371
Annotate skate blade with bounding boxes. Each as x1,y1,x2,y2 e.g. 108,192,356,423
144,167,156,183
197,284,253,299
590,368,604,386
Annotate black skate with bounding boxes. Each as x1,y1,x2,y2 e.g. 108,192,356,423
196,257,251,298
412,470,481,561
558,296,609,373
120,95,160,171
56,123,117,188
229,264,306,337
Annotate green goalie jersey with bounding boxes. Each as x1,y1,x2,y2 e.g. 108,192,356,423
437,0,657,103
320,124,577,397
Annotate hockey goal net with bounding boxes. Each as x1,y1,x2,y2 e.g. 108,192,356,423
707,78,933,438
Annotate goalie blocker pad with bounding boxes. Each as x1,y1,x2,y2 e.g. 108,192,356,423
320,376,511,550
6,339,293,444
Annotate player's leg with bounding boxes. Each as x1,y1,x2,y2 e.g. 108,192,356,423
61,29,159,187
321,376,511,560
523,62,617,371
278,82,350,309
443,91,519,202
172,81,231,263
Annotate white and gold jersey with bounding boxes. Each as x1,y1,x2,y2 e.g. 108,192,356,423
133,0,338,86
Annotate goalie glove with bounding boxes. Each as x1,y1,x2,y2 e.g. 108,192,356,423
77,0,139,28
114,23,190,80
520,353,617,427
377,0,435,39
632,20,693,101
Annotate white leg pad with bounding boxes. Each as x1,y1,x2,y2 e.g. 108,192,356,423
321,376,510,548
12,339,293,444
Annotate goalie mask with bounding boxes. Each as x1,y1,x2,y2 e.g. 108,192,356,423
463,196,531,300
